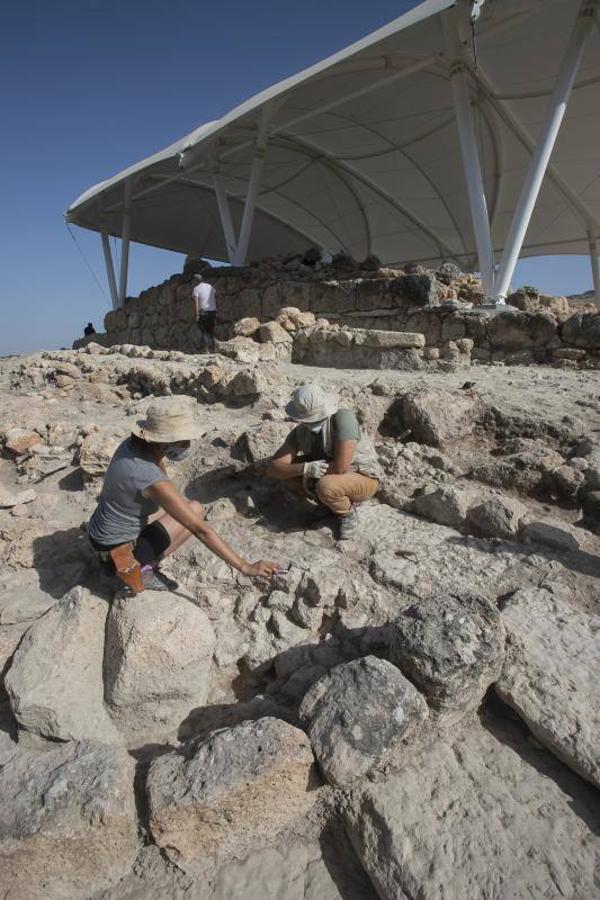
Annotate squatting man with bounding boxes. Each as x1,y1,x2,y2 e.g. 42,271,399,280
267,383,382,540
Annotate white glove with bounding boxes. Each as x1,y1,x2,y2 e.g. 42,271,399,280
303,459,329,480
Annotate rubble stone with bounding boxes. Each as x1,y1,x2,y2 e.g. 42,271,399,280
0,489,37,509
299,656,428,787
3,428,43,456
466,495,527,539
387,593,505,716
147,717,317,863
400,389,479,446
233,317,261,338
258,321,294,344
0,740,137,900
104,590,216,745
561,311,600,349
412,483,479,530
5,587,121,744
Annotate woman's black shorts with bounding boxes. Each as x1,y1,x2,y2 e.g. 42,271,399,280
90,520,171,567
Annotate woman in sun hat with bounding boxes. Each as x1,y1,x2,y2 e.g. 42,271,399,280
88,396,279,591
267,383,383,540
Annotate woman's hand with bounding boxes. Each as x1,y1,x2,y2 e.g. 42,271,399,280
242,560,281,579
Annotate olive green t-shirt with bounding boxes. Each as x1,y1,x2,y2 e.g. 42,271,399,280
287,408,360,461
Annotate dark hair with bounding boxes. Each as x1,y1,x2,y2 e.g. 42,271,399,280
130,433,162,452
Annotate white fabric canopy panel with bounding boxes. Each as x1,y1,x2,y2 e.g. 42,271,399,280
66,0,600,307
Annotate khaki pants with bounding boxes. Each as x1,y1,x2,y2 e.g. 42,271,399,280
286,473,379,516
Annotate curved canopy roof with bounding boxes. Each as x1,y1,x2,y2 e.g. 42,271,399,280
67,0,600,270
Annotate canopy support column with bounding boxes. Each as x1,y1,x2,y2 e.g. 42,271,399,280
589,230,600,305
101,232,119,310
493,0,597,299
118,179,133,306
442,6,495,296
212,170,238,263
232,102,274,266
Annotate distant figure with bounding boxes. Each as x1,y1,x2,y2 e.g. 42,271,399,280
192,273,217,352
84,322,96,337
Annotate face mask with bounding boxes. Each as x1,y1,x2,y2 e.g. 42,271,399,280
308,419,327,433
164,445,192,461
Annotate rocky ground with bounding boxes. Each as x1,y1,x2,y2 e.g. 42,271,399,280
0,342,599,899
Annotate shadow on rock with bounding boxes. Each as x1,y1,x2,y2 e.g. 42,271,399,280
319,819,380,900
57,469,85,493
482,695,600,835
184,463,255,505
31,526,109,599
177,695,290,744
445,532,600,581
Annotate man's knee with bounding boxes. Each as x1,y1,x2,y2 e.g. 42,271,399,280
315,474,339,502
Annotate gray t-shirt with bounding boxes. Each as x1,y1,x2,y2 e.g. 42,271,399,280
88,439,169,546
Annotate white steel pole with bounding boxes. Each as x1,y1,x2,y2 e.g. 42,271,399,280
232,103,274,266
442,7,495,296
494,0,597,299
213,172,238,263
118,179,133,305
589,230,600,305
101,231,119,310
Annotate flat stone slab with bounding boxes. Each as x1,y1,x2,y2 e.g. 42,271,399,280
147,717,318,865
343,721,600,900
387,593,505,717
300,656,428,787
496,587,600,789
0,740,137,900
356,330,426,349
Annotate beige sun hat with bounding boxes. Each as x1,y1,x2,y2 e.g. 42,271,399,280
132,397,204,443
285,383,338,424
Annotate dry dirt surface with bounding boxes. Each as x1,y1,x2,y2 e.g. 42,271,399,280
0,345,599,900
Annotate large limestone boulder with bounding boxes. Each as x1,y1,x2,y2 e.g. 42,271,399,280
299,656,428,787
258,321,293,344
0,740,137,900
561,311,600,349
487,309,557,350
412,483,479,530
400,389,479,446
5,587,120,744
343,722,600,900
232,421,291,465
466,494,527,539
472,437,564,494
104,590,216,746
496,587,600,789
147,717,317,864
387,593,505,717
77,429,121,477
233,316,261,338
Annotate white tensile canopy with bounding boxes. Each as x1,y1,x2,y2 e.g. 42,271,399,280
67,0,600,309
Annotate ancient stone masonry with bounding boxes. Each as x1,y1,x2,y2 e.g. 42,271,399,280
74,257,600,369
2,323,600,898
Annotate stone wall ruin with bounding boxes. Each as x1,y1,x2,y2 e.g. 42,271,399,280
75,258,600,369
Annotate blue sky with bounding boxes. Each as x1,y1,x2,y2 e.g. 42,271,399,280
0,0,595,357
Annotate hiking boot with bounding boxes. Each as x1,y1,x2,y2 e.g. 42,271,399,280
142,566,179,592
338,506,360,540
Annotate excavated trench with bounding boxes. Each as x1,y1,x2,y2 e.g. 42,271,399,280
1,349,599,899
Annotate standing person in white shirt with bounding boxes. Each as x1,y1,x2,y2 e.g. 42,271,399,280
192,272,217,352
